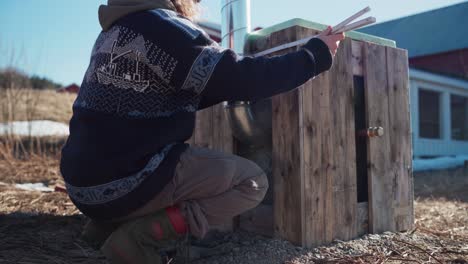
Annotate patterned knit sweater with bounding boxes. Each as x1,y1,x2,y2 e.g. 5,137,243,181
60,8,333,220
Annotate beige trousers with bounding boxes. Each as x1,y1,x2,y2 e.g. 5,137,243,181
122,146,269,238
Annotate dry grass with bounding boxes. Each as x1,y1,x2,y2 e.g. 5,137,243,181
0,152,60,184
0,89,75,124
0,88,71,183
0,135,66,185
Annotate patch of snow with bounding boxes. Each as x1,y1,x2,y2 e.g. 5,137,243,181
413,155,468,172
15,182,54,192
0,120,69,137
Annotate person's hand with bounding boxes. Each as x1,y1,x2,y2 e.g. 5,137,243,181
317,26,345,56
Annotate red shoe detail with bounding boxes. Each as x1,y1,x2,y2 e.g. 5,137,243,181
151,222,164,240
165,206,187,235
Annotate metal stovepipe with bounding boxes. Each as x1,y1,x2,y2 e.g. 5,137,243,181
221,0,251,54
221,0,272,146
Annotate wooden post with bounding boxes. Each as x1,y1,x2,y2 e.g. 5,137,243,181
271,38,360,247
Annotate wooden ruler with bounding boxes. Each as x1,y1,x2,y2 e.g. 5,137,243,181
252,7,376,58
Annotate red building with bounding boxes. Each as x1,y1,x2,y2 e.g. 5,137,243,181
57,83,80,93
410,49,468,80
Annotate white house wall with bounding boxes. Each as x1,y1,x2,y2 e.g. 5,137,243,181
410,68,468,157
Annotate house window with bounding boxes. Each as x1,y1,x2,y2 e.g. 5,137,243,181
451,95,468,141
419,89,441,139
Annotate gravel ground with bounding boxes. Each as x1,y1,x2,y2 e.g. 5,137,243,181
188,229,468,264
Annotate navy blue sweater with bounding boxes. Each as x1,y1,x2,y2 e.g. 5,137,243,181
60,8,332,220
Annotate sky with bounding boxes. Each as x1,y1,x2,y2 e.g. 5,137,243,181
0,0,466,85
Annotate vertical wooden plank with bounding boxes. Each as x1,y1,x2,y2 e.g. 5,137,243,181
296,26,333,247
352,41,364,76
329,38,358,240
193,108,214,149
302,71,334,247
271,26,327,246
212,103,233,153
245,26,306,242
364,42,395,233
272,88,303,245
190,103,233,152
386,47,414,231
268,26,305,245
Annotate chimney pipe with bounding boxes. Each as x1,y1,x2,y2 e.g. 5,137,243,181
222,0,267,147
221,0,251,55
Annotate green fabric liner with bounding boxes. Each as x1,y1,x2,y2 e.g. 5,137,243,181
246,18,396,48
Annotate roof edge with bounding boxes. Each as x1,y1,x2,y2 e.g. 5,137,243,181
410,68,468,90
361,1,468,29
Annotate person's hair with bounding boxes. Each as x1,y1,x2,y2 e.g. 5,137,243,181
171,0,200,20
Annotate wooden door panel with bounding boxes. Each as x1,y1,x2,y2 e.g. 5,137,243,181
385,47,414,231
364,42,413,233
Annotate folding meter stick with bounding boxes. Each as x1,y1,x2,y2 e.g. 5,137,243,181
252,6,376,58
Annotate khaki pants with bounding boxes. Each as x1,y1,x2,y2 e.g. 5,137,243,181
120,146,269,238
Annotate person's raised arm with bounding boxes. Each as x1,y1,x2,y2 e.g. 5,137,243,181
197,26,345,109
